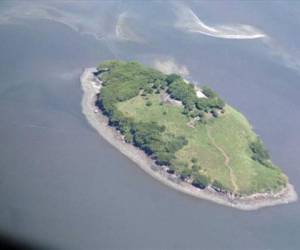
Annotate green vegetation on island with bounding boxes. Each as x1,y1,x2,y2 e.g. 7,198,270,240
95,60,287,196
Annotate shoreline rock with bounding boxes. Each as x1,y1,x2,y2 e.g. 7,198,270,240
80,67,298,211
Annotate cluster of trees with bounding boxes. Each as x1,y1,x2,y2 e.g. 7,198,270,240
195,96,225,112
96,61,187,167
99,62,225,126
165,74,225,121
164,166,209,189
167,76,197,111
131,122,188,166
97,61,166,132
175,158,212,189
96,61,228,192
249,138,273,168
178,162,225,191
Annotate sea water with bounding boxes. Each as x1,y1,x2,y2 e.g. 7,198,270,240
0,1,299,249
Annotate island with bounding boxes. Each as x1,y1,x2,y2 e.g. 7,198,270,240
81,60,297,210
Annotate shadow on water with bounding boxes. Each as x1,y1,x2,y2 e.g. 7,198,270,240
0,232,53,250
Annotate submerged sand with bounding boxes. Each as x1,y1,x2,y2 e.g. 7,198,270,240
81,67,297,211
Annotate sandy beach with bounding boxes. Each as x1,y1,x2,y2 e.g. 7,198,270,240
81,67,297,211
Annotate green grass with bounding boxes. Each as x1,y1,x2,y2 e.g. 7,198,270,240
116,93,287,195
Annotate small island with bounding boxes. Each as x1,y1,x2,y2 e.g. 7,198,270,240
81,60,297,210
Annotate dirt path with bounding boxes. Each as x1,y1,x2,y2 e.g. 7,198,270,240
206,126,239,193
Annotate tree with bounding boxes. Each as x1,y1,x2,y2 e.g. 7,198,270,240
144,86,153,94
166,74,181,84
155,152,174,166
192,164,201,172
202,86,217,98
249,138,270,166
124,133,133,143
179,167,192,180
192,174,210,189
211,180,225,192
211,109,219,118
215,98,225,109
191,158,198,164
167,164,176,174
195,98,209,111
152,80,161,89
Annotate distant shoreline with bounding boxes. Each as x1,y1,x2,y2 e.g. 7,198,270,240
81,67,297,210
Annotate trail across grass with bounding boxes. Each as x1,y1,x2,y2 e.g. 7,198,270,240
117,93,286,195
206,125,238,193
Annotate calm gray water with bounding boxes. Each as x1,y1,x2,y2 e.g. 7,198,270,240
0,1,300,249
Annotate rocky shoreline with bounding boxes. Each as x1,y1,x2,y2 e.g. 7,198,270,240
80,67,298,210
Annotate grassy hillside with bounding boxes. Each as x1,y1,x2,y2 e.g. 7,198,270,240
97,60,287,196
